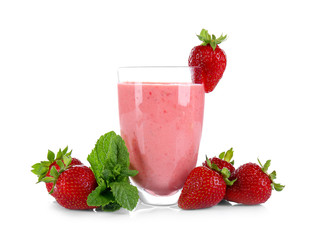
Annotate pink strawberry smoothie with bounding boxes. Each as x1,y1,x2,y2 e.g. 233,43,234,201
118,82,205,196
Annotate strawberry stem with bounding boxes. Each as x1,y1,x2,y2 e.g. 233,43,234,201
31,147,73,193
219,148,234,165
258,158,285,192
196,29,227,51
205,157,236,186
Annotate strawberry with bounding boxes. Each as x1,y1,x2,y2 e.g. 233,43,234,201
203,148,235,175
178,166,227,210
224,159,285,205
45,157,82,194
189,29,227,93
50,165,97,210
31,147,83,195
32,147,97,210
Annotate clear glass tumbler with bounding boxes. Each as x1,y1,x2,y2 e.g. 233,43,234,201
117,66,205,205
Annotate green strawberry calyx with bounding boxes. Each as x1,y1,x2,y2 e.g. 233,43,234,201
31,147,73,193
197,29,227,51
257,158,285,191
218,148,234,165
205,157,236,186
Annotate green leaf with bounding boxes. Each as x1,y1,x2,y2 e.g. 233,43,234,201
56,160,65,170
86,131,139,211
31,162,49,176
269,170,277,180
211,162,221,172
31,161,50,182
103,137,118,170
56,148,63,159
120,168,139,177
216,34,227,44
273,183,285,191
225,178,237,186
88,131,130,181
199,29,209,41
47,150,55,162
205,156,212,168
221,167,230,179
197,34,204,42
87,184,115,207
41,177,55,183
62,146,68,155
63,155,72,167
88,147,103,183
110,182,139,211
219,152,225,159
257,158,284,192
223,148,234,163
196,29,227,49
263,160,271,173
88,132,120,179
210,41,217,51
101,202,121,211
115,135,130,168
113,164,122,176
101,169,114,182
50,166,59,178
65,149,72,157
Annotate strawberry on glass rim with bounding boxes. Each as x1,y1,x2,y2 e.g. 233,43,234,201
188,29,227,93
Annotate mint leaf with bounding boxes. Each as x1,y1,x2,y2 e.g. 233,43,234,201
96,131,118,170
110,182,139,211
115,135,130,168
88,131,118,182
102,202,121,211
101,169,114,182
87,146,103,184
87,131,139,211
120,168,139,177
87,184,115,207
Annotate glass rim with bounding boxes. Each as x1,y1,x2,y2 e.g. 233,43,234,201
117,66,202,84
117,66,201,70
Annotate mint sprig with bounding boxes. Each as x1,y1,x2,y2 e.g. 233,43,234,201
87,131,139,211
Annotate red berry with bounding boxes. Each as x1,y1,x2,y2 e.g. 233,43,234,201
45,158,83,195
178,167,226,210
53,165,97,210
225,160,284,205
189,29,227,93
32,147,98,210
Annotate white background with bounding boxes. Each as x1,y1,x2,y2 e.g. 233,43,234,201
0,0,311,239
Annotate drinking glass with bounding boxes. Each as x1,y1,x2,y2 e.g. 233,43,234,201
117,66,205,205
